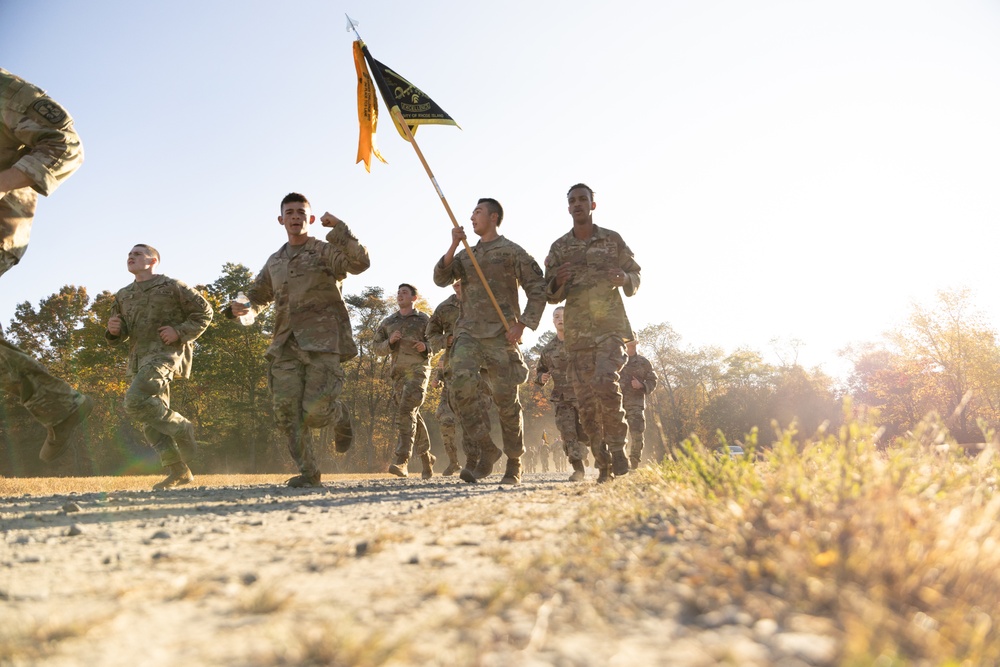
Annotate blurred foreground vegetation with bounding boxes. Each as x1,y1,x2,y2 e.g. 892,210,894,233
501,409,1000,665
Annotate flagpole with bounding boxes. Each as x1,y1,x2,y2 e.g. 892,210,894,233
388,106,512,333
346,17,512,333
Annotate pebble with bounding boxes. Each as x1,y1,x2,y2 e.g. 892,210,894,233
62,502,82,513
772,632,837,665
67,524,83,537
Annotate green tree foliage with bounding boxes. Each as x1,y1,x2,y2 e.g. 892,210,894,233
16,272,996,478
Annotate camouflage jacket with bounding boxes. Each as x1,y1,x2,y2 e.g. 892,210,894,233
433,236,546,340
425,293,460,359
107,275,213,379
619,353,658,407
534,335,576,403
1,68,83,262
544,224,640,351
245,223,369,361
374,309,431,377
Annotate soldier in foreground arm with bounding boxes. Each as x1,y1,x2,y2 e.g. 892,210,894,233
0,69,92,464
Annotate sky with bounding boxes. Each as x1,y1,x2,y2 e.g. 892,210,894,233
2,0,1000,380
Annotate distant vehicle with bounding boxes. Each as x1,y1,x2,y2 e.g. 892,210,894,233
716,445,745,459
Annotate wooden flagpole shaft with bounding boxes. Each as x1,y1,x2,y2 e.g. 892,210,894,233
390,106,511,332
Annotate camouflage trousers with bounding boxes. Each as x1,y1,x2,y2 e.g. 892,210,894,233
624,400,646,463
391,364,430,461
553,400,589,462
0,250,86,429
0,332,85,428
569,336,628,469
449,333,527,464
124,361,193,467
435,381,460,464
269,338,346,477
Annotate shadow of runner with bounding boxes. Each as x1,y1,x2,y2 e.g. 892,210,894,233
0,473,571,534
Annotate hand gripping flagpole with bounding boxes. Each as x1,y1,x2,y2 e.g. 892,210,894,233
347,16,513,334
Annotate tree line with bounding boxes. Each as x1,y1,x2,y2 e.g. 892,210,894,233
0,263,990,476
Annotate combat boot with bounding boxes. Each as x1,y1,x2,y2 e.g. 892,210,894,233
421,452,436,479
459,456,479,483
568,458,586,482
499,458,522,486
334,411,353,453
596,466,612,483
630,456,641,470
471,445,502,480
442,460,461,476
388,455,409,477
286,471,322,488
611,450,631,477
39,395,94,463
153,461,194,490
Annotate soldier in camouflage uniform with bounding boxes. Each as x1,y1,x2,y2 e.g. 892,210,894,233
376,283,435,479
535,306,589,481
426,282,463,475
433,198,546,486
0,68,92,463
620,339,658,468
545,183,641,482
230,193,369,488
107,245,213,489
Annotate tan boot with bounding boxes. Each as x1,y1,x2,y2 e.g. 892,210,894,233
596,466,612,484
499,458,522,486
420,452,436,479
442,461,461,476
286,472,322,488
568,458,586,482
611,450,631,477
388,455,409,477
153,462,194,490
472,445,502,480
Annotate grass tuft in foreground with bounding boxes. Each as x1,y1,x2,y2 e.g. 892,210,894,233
488,407,1000,665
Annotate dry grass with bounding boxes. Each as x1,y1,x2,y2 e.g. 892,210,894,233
0,613,110,663
480,407,1000,665
258,626,409,667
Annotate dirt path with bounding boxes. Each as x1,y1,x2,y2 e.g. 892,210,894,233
0,472,602,666
1,472,834,666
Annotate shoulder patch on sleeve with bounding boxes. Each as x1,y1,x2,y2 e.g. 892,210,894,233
30,98,68,125
530,260,544,277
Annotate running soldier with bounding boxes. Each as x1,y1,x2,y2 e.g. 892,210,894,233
230,193,368,488
620,338,658,468
535,306,589,481
376,283,435,478
545,183,641,482
433,198,546,485
426,282,463,475
106,245,212,489
0,68,92,462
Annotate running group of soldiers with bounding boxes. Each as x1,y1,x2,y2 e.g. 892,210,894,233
374,187,658,486
1,67,655,489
